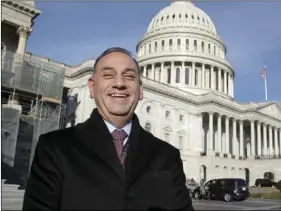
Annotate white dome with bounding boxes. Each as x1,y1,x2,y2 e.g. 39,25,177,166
147,0,216,35
136,0,234,99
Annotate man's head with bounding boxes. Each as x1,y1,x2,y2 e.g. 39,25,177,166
88,47,143,128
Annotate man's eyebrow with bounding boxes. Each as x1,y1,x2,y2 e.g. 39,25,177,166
124,68,137,73
101,66,115,71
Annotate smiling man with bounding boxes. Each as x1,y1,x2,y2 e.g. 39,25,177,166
22,47,194,210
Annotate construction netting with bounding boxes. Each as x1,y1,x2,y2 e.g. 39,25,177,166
1,49,66,188
1,49,65,99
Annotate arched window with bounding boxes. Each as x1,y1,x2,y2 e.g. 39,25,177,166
176,68,180,83
145,123,151,132
194,40,197,51
201,41,204,52
177,39,181,50
208,43,211,53
167,68,171,84
154,42,157,52
149,43,151,53
169,39,173,50
185,39,189,50
146,106,151,113
185,68,189,85
161,40,165,51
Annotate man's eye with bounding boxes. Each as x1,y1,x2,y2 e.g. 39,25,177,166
125,75,135,79
104,74,113,78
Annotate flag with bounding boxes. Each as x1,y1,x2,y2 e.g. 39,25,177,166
261,66,266,79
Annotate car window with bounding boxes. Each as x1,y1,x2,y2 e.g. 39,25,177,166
237,179,247,186
219,180,225,186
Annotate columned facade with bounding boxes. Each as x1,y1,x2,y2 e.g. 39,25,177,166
202,112,281,160
140,61,234,97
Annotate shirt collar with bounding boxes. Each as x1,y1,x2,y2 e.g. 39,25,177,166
103,119,132,136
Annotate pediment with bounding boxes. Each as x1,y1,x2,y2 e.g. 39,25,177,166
257,103,281,120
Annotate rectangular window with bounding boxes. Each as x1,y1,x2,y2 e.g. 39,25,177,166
165,133,170,143
179,136,183,150
165,111,170,118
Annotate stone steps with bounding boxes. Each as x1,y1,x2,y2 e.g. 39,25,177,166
2,184,20,191
1,180,25,210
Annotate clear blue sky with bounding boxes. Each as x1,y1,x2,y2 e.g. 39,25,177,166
27,1,281,103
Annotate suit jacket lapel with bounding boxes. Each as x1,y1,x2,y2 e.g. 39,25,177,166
125,114,157,187
74,109,125,184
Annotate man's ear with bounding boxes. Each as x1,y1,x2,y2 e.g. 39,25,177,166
88,76,95,99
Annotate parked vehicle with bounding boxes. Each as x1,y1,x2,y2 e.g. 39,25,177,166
191,178,249,202
255,178,277,187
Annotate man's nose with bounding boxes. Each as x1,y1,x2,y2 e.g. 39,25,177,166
112,75,126,88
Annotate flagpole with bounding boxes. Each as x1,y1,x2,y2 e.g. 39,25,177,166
264,76,268,101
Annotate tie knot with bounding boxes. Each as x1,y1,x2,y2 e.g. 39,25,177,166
111,129,128,143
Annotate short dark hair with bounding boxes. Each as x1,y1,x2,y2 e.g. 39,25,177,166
92,47,141,84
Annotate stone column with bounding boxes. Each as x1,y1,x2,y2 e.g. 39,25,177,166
218,68,222,92
274,127,279,156
181,61,184,85
217,114,222,153
201,64,205,88
269,125,273,156
228,73,231,95
189,64,192,86
232,118,237,158
250,120,256,157
263,124,268,156
149,63,155,80
211,66,214,89
230,75,234,97
225,116,230,155
257,121,262,156
17,26,31,55
171,61,175,84
223,71,227,94
143,65,147,78
160,62,165,82
191,62,195,86
279,128,281,156
228,74,233,97
239,120,244,158
208,112,214,155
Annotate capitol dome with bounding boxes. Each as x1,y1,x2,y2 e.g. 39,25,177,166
136,0,235,99
147,0,216,35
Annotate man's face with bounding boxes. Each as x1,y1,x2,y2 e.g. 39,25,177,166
88,51,143,120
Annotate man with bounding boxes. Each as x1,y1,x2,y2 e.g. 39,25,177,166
22,47,194,210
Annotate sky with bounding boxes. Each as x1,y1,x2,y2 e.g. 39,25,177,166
27,0,281,103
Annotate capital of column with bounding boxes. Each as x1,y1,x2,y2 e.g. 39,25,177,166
238,119,244,125
17,26,32,38
208,111,214,116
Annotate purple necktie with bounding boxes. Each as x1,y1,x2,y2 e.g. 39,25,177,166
111,129,128,168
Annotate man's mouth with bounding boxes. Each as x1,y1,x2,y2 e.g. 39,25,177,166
109,93,128,98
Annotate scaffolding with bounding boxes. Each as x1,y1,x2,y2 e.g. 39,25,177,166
1,49,65,188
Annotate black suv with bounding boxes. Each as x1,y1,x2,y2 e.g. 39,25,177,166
192,178,249,202
255,179,276,187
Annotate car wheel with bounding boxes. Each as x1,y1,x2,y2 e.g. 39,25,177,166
224,193,232,202
194,191,200,200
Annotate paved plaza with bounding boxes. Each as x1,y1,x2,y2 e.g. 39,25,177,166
192,198,281,210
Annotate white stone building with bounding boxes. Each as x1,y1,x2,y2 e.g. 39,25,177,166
2,0,281,191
